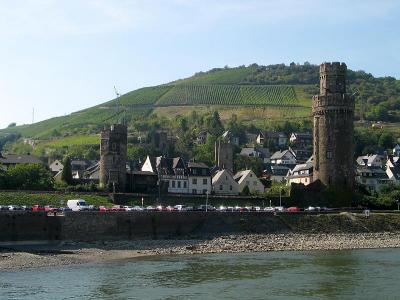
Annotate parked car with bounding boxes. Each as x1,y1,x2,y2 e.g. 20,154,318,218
132,206,144,211
67,199,89,211
0,205,9,211
21,205,32,211
287,207,300,212
264,207,275,212
197,205,215,211
111,205,126,211
274,206,285,212
32,205,45,212
174,205,187,211
252,206,261,212
44,205,59,213
59,207,72,213
145,206,156,211
8,205,21,211
217,205,227,212
99,206,109,212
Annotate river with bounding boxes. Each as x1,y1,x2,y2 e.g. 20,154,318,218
1,248,400,299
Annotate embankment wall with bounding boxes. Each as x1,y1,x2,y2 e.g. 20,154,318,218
2,212,400,244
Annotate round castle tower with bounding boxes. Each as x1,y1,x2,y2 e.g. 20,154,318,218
312,62,355,188
99,124,128,192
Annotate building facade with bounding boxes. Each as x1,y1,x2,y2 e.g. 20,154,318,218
312,62,355,188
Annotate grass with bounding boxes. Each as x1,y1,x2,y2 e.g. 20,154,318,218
45,135,99,147
0,191,112,207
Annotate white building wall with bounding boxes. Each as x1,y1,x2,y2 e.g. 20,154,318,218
188,176,212,194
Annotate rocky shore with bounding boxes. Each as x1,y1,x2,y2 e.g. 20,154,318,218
2,232,400,270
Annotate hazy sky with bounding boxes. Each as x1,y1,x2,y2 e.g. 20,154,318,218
0,0,399,129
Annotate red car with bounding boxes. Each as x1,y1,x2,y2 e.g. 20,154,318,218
99,206,109,212
287,207,300,212
32,205,45,211
44,205,59,213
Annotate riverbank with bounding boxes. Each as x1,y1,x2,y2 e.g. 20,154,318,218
2,232,400,270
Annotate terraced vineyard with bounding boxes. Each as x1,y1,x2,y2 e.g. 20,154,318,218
155,85,299,106
103,85,172,107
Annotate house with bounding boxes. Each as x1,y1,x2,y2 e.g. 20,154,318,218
286,162,313,186
239,147,270,163
196,131,210,145
49,159,63,174
212,169,239,195
291,148,312,164
187,161,212,194
234,169,264,194
356,154,383,168
270,149,297,165
386,156,400,184
393,145,400,156
356,166,390,192
289,132,313,148
263,165,291,183
141,156,189,194
0,153,43,170
221,130,240,146
256,131,287,148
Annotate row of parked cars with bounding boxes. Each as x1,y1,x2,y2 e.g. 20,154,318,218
0,199,331,213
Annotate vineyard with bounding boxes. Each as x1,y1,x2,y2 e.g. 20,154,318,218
155,85,299,106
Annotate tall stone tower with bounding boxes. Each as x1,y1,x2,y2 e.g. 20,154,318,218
100,124,128,192
215,139,233,172
312,62,355,188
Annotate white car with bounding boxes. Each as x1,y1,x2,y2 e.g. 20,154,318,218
67,199,89,211
264,206,275,212
132,206,144,211
275,206,285,212
174,205,187,211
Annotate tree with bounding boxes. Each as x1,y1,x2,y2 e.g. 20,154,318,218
61,156,73,185
207,111,224,136
378,132,394,150
7,122,16,128
241,185,250,196
6,164,53,190
234,156,264,176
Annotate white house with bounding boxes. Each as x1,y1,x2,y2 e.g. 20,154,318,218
356,166,390,192
386,157,400,184
142,156,189,194
286,162,313,186
257,132,287,147
212,169,239,195
187,161,212,195
233,170,264,194
270,149,296,165
49,159,64,173
356,154,383,168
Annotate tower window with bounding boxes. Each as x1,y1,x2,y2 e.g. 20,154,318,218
326,151,332,159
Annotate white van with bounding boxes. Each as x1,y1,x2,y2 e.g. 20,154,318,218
67,199,89,211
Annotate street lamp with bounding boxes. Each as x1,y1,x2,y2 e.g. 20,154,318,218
206,191,209,212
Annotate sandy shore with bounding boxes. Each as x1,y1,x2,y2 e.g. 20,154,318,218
2,232,400,270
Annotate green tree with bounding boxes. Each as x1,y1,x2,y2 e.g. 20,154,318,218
7,164,54,190
61,156,73,185
234,156,264,176
378,132,394,150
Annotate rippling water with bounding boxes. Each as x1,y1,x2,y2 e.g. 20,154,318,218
1,249,400,299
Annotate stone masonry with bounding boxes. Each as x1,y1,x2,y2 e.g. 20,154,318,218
99,124,128,192
312,62,355,188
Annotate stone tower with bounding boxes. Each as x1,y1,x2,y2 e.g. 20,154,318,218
215,139,233,172
312,62,355,188
99,124,128,192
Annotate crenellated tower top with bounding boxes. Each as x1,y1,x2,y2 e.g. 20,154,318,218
319,62,347,96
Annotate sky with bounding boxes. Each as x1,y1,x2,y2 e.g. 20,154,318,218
0,0,399,129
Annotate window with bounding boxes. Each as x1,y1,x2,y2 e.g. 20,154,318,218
184,181,187,188
203,189,207,194
172,181,175,188
326,151,332,159
219,185,223,191
178,181,181,188
193,169,197,175
230,185,233,191
202,169,207,175
192,178,197,184
203,178,207,185
192,189,197,194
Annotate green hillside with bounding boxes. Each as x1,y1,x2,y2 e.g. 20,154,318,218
1,63,399,142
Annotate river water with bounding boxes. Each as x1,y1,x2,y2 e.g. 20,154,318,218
1,248,400,299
